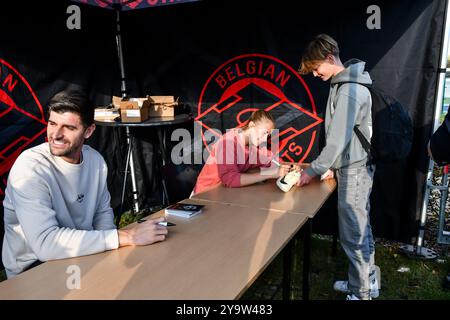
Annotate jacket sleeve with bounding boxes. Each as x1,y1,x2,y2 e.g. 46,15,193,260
93,161,116,230
305,92,363,177
260,147,275,168
215,137,242,188
9,175,119,262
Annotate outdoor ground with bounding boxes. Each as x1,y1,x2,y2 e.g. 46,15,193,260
241,234,450,300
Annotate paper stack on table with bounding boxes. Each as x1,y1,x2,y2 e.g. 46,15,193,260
165,203,204,218
94,107,120,121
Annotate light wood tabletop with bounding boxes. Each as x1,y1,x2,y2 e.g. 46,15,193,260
0,199,308,300
192,177,336,218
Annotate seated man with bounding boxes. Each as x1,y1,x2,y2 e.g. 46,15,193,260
2,90,167,278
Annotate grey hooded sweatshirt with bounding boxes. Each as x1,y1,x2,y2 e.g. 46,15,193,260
305,59,372,177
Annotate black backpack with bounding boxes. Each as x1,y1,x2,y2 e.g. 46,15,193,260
337,82,413,163
429,110,450,166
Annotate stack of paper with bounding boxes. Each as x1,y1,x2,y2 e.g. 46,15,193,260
164,203,204,218
94,107,120,121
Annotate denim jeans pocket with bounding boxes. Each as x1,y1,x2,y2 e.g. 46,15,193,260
338,166,363,176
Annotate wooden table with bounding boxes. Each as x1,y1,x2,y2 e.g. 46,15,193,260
192,178,336,218
192,177,337,299
0,199,308,300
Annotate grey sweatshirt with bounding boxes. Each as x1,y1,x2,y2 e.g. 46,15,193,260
2,143,119,278
305,59,373,177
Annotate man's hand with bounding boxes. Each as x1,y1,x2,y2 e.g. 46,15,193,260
118,216,168,247
296,170,314,187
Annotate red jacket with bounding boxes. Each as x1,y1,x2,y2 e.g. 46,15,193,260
193,129,275,195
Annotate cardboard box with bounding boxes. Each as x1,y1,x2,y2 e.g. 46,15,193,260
113,96,149,123
113,96,178,122
147,96,178,117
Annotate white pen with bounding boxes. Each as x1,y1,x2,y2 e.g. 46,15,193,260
271,159,281,167
138,219,176,226
157,221,176,227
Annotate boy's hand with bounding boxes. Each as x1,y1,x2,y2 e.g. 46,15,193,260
297,171,313,187
320,169,334,180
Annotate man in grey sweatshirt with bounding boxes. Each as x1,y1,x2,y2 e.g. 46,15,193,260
298,34,378,300
2,90,168,278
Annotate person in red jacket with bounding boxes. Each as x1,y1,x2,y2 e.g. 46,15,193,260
192,110,290,195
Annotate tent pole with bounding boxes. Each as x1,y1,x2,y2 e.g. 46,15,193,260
112,3,140,214
416,0,450,256
114,4,128,98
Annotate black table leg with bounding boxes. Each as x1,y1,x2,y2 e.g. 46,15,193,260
126,128,140,213
302,219,312,300
157,128,170,206
283,239,293,300
116,130,133,228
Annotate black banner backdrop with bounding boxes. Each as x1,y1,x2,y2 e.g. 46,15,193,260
0,0,445,267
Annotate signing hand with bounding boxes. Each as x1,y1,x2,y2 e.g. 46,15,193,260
262,163,291,179
118,216,168,247
277,164,291,178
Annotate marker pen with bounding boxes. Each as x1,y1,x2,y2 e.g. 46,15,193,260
157,221,176,227
271,159,281,167
137,219,176,227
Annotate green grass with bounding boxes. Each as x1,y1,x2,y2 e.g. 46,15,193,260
118,207,163,228
241,235,450,300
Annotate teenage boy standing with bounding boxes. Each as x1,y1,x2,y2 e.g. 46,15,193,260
298,34,378,300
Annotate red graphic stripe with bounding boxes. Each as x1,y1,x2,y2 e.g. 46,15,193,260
0,127,47,177
196,94,243,120
0,136,29,160
0,88,47,125
0,59,45,122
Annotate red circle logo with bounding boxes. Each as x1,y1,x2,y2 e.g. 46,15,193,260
196,53,323,163
0,59,47,199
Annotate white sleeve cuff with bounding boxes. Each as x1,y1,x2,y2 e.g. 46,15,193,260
103,229,119,251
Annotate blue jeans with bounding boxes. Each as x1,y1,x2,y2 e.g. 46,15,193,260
336,165,375,299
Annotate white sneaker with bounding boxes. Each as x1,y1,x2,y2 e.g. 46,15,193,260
276,170,301,192
346,294,372,300
334,278,380,298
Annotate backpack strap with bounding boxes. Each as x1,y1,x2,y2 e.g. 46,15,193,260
335,81,373,160
354,125,372,160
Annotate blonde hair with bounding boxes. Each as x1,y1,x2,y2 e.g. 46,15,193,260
298,34,339,75
241,110,275,130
